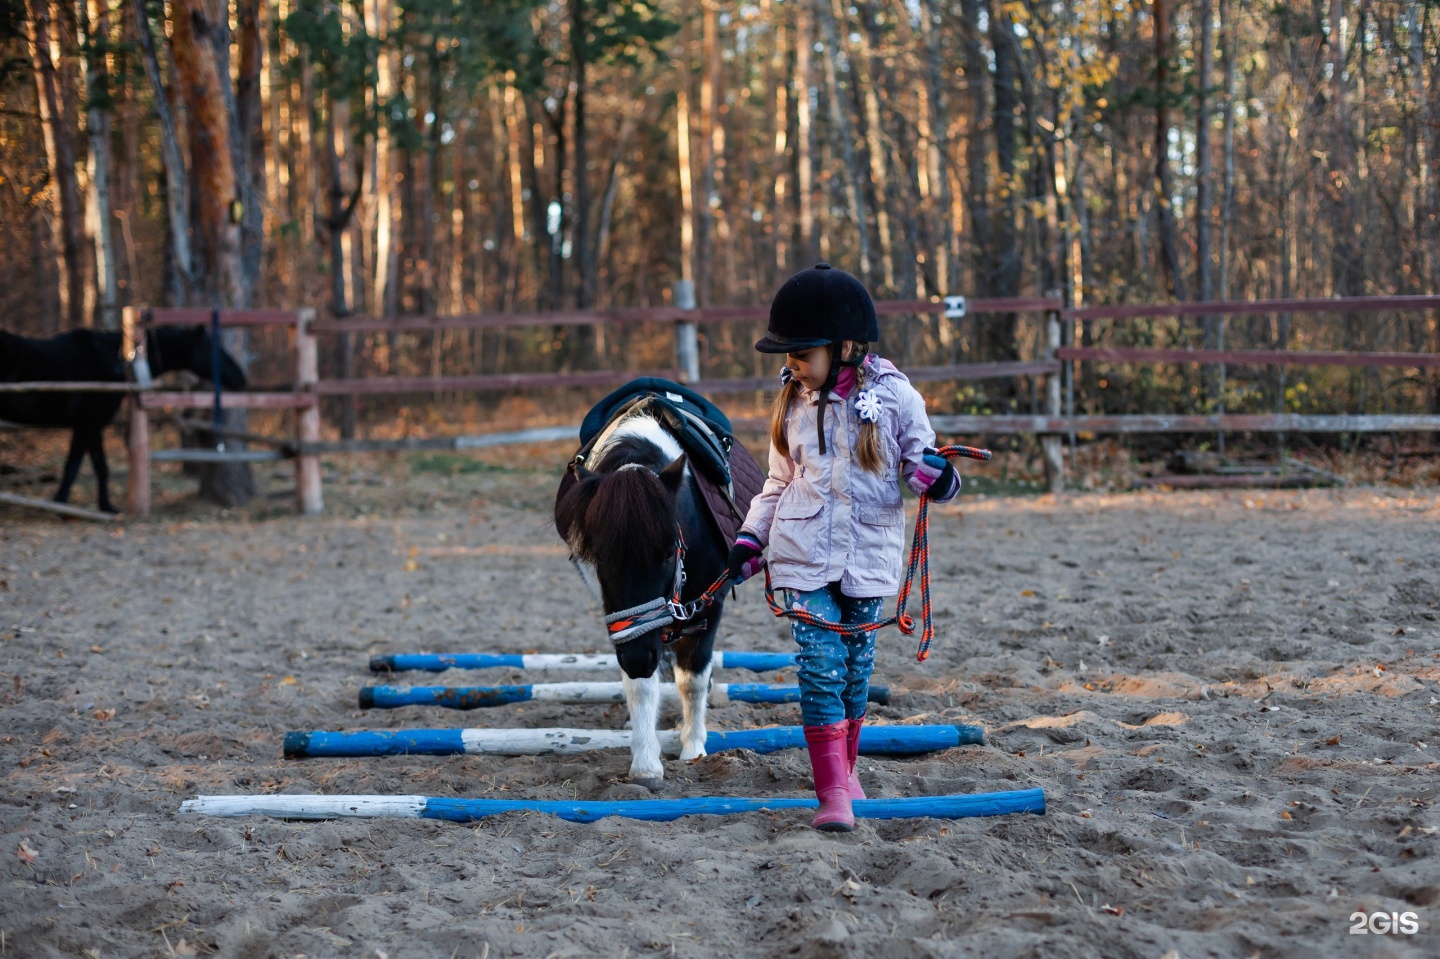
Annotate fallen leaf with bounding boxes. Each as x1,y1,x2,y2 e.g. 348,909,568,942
94,708,115,721
1246,876,1256,886
280,676,298,686
1326,735,1341,746
1020,589,1035,597
1281,810,1293,820
1101,903,1123,915
17,839,38,863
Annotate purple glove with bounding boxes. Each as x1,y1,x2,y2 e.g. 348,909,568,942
908,449,960,502
727,531,766,584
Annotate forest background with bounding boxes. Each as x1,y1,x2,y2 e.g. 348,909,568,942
2,0,1438,432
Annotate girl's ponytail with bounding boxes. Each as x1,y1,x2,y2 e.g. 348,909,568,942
770,378,802,459
853,360,885,475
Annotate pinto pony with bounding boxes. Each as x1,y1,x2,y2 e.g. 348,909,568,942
0,327,246,512
554,415,727,786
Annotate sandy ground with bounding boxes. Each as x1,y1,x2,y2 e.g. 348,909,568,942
1,453,1437,958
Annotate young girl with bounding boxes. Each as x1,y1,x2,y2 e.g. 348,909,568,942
727,263,960,832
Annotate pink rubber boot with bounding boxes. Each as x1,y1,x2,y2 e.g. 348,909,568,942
804,723,855,832
845,717,866,800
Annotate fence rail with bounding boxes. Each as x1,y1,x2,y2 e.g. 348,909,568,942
929,414,1440,435
6,294,1437,522
1057,347,1440,369
1063,294,1440,321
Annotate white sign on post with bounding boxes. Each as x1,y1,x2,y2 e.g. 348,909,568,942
943,295,967,319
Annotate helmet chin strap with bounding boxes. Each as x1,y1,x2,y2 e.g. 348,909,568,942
814,343,862,456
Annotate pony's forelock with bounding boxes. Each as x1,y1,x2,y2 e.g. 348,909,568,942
555,464,676,568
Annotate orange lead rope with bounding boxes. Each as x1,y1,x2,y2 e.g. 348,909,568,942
736,444,993,662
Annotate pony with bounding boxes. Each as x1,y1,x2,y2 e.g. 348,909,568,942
554,414,727,787
0,326,246,512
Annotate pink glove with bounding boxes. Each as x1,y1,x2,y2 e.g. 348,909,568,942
727,531,766,583
907,449,960,501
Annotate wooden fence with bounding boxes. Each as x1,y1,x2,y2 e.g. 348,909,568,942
5,293,1437,516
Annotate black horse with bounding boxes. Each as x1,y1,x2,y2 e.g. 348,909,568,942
554,414,727,786
0,327,246,513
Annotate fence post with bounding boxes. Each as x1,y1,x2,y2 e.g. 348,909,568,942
122,305,151,518
673,279,700,383
295,308,324,515
1042,297,1065,493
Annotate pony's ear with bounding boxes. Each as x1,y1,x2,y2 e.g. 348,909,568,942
658,454,686,493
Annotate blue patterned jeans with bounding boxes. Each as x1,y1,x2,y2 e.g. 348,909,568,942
785,584,885,727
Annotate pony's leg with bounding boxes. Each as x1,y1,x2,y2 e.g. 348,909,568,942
672,652,714,762
87,428,116,513
620,669,664,786
54,428,89,504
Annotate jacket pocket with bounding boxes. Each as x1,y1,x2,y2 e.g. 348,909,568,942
856,505,903,527
777,494,823,520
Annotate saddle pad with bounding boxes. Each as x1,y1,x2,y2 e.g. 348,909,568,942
696,434,766,548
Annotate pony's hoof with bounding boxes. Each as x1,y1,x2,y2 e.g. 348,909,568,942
680,746,707,763
631,776,664,792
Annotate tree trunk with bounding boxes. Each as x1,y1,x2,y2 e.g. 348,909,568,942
987,0,1022,373
770,7,788,274
81,0,118,330
130,0,192,304
572,0,592,308
1152,0,1186,300
793,4,813,266
696,2,718,303
960,0,990,297
1218,0,1236,301
1195,0,1214,304
29,0,86,328
815,0,871,278
172,0,253,506
372,0,400,320
1196,0,1217,407
919,0,955,298
849,1,894,292
236,0,264,304
502,75,527,308
676,86,696,286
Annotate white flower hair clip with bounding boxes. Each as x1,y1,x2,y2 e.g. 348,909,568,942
779,366,795,386
854,388,882,423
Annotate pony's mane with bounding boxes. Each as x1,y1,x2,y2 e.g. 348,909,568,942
555,434,677,569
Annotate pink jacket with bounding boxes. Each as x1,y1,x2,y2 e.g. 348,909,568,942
740,356,952,597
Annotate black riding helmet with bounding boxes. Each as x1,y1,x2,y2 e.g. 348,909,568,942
756,263,879,455
755,263,879,354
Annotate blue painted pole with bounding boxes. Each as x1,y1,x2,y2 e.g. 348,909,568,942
368,651,800,674
283,723,982,759
357,682,891,710
182,789,1045,823
360,685,535,709
421,790,1044,822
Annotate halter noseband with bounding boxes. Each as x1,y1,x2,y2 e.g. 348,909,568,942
602,526,707,646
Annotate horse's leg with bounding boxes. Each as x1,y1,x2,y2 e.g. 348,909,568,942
620,670,664,786
673,626,718,762
54,428,89,504
88,428,116,513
